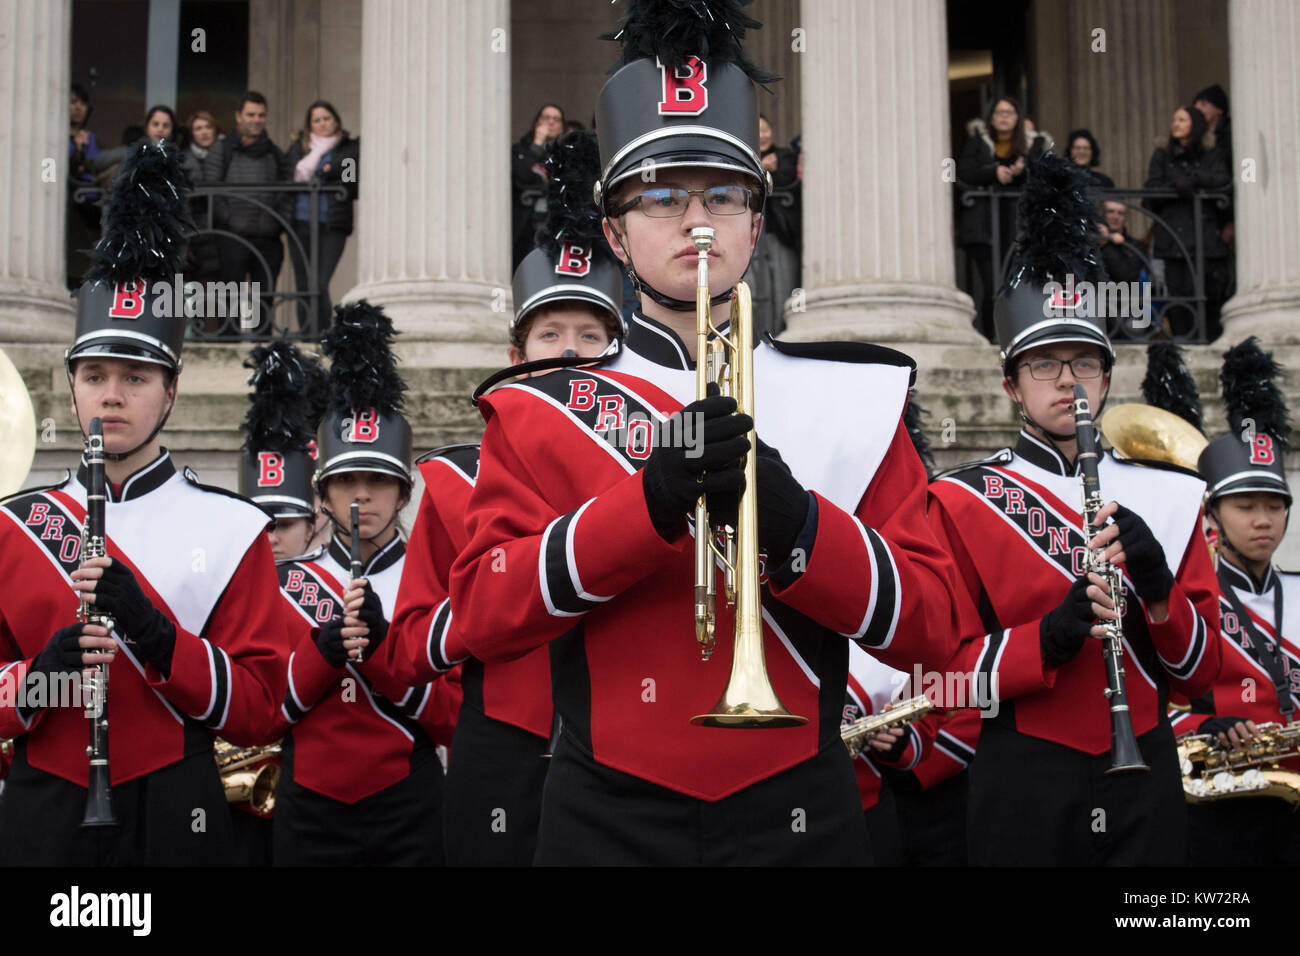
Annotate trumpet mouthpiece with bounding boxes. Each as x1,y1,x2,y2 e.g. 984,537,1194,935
691,227,715,252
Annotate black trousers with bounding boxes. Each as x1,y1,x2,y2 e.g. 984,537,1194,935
443,705,548,866
892,771,969,866
272,750,445,866
966,720,1186,865
0,740,234,866
217,233,283,335
535,730,870,866
862,783,900,866
290,222,349,334
230,808,273,867
1188,798,1300,866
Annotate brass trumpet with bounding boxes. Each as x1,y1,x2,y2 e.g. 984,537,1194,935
842,695,933,758
688,226,805,729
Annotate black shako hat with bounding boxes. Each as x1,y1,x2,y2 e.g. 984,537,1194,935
994,153,1113,373
512,130,624,338
315,301,412,490
67,140,194,373
1199,337,1291,506
592,0,776,211
239,340,321,519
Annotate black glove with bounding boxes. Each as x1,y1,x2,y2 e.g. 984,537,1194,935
754,439,810,566
642,389,751,542
1040,575,1095,669
314,616,349,669
30,624,87,677
354,581,389,655
94,559,176,672
1199,716,1251,741
868,727,911,766
1111,504,1174,604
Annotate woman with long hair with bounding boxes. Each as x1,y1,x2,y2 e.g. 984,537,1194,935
285,100,360,333
510,103,565,269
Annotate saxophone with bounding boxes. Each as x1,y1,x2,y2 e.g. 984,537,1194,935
841,695,933,759
214,739,282,818
1179,722,1300,806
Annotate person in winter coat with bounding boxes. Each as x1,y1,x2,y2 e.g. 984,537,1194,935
1065,128,1115,189
181,111,226,292
745,114,800,339
511,104,564,270
285,100,360,334
213,91,292,336
956,96,1053,339
1142,105,1231,339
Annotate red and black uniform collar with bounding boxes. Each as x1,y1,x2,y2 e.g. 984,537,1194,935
1014,428,1094,477
625,311,730,372
327,531,404,577
1217,554,1277,596
76,448,174,502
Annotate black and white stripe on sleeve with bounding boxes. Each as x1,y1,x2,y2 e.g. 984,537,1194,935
538,499,613,618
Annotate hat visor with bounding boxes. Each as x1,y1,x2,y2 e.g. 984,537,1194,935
316,452,412,487
1207,473,1292,506
67,336,178,369
513,286,622,329
252,495,316,519
605,132,765,197
1004,320,1115,366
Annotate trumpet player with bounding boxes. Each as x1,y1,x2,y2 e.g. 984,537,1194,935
449,1,963,866
0,142,289,866
1174,338,1300,865
927,154,1220,865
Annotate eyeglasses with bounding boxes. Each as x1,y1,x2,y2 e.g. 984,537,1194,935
613,185,756,218
992,108,1018,117
1019,356,1105,380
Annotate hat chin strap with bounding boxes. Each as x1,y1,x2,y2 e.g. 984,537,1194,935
604,210,761,313
67,367,177,463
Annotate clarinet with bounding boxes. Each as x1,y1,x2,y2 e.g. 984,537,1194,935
349,501,364,664
81,418,119,826
1073,386,1149,775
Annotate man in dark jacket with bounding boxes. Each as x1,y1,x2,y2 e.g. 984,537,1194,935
214,91,290,336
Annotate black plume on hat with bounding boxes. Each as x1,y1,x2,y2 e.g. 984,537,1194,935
83,140,194,286
241,340,317,453
321,301,406,417
302,351,331,434
604,0,777,85
1005,152,1105,294
1141,343,1202,432
1221,337,1289,447
903,396,935,478
538,130,606,258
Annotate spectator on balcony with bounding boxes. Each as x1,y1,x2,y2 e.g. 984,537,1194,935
180,111,227,320
1097,200,1147,286
511,103,564,270
286,100,360,333
1194,83,1235,251
1066,128,1114,189
213,91,291,336
66,83,101,289
1143,105,1231,340
90,106,179,187
956,96,1053,340
745,114,800,338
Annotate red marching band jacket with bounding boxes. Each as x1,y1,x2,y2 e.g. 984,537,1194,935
449,316,965,801
928,432,1222,753
384,445,553,741
0,453,288,786
1170,561,1300,736
271,536,450,804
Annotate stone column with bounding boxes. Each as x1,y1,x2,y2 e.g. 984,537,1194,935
1220,0,1300,343
784,0,981,345
0,0,75,342
348,0,510,366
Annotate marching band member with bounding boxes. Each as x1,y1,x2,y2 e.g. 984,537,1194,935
450,0,962,865
1176,338,1300,865
268,303,448,866
928,154,1220,865
386,130,624,866
0,143,288,865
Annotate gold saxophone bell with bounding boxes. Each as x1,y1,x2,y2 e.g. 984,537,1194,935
215,739,282,818
688,227,805,729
